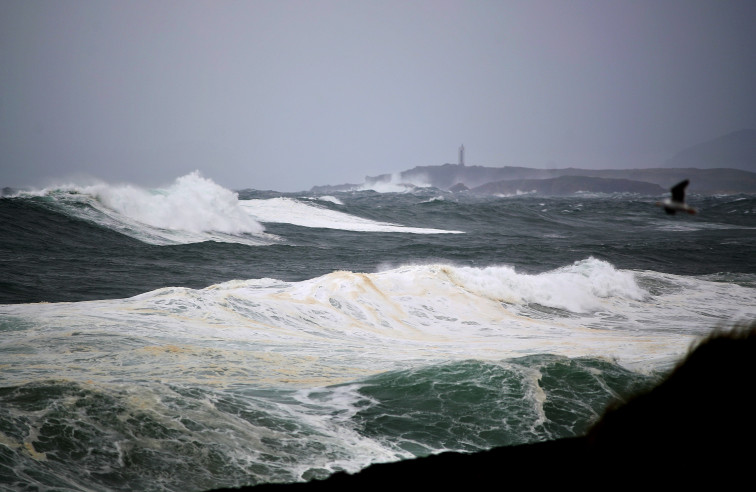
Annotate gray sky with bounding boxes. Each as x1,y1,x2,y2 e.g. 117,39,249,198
2,0,755,191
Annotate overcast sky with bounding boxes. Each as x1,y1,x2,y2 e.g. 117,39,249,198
2,0,755,191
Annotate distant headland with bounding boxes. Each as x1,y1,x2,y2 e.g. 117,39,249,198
312,130,756,195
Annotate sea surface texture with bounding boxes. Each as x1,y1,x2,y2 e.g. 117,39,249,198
1,172,755,491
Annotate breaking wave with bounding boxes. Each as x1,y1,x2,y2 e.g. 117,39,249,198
10,172,276,246
240,197,462,233
6,257,752,386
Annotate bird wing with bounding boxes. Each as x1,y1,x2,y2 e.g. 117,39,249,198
670,179,689,203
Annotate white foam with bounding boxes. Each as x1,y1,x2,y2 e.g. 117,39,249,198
24,172,277,246
650,220,756,232
446,257,647,313
494,190,537,198
91,172,264,235
313,195,344,205
240,197,462,234
419,196,448,204
358,172,432,193
5,259,752,388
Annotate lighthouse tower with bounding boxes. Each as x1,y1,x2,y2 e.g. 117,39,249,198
458,144,465,166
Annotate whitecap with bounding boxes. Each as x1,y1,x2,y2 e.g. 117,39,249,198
22,172,278,246
240,197,462,234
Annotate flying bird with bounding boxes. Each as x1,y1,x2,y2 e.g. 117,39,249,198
656,179,697,215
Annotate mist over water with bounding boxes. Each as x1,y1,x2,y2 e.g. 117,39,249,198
1,173,755,490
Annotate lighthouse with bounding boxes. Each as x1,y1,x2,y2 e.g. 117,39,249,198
458,144,465,166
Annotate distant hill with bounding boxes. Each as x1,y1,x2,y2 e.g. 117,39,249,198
665,129,756,173
311,130,756,195
363,165,756,195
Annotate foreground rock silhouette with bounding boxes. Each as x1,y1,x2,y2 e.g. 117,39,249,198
214,322,756,490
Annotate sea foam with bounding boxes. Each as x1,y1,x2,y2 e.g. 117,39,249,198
27,172,275,245
8,258,748,387
240,197,462,233
87,171,264,235
447,257,647,313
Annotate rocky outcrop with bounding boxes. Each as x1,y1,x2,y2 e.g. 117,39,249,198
447,182,469,193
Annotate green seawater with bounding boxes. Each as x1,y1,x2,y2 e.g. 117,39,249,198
0,358,657,491
350,357,656,455
1,188,754,490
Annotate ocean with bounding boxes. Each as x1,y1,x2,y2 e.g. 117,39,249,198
1,171,755,491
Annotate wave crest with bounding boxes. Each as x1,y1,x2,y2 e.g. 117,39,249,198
240,197,462,233
447,257,646,313
90,171,265,235
21,172,274,245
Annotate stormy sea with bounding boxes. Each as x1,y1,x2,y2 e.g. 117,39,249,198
1,171,755,491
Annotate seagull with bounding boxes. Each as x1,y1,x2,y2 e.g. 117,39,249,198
656,179,697,215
